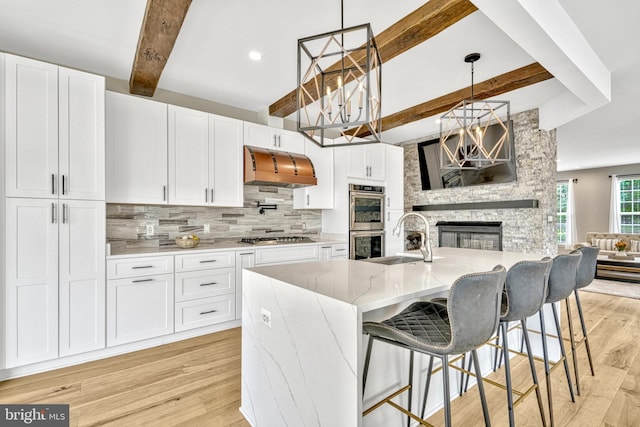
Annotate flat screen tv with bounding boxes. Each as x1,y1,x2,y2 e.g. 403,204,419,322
417,121,516,190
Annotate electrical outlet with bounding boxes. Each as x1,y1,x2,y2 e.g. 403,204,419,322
260,308,272,328
146,224,154,235
301,222,306,230
204,223,211,233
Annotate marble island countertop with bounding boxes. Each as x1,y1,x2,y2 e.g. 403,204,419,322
247,246,544,313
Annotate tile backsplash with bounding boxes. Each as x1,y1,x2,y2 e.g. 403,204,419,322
107,185,322,252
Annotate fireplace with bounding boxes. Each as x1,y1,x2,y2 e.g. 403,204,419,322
436,221,502,251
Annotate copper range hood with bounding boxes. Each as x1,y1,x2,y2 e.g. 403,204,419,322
244,146,317,188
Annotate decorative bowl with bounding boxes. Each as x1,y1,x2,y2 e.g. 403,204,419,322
175,235,200,248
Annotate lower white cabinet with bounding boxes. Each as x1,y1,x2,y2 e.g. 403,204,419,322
107,257,174,347
254,244,320,265
319,243,348,260
175,295,235,332
235,250,255,320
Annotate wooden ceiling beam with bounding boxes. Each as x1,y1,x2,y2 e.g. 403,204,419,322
129,0,192,97
353,62,554,137
268,0,478,118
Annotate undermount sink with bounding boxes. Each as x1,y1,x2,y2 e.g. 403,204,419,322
362,255,425,265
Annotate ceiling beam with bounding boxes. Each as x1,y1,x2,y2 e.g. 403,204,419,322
129,0,192,97
268,0,478,118
353,62,553,137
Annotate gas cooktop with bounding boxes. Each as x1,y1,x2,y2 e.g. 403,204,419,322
239,236,316,246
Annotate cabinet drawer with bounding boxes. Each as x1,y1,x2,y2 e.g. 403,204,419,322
175,295,235,332
254,244,319,265
175,268,235,302
332,243,348,258
175,251,235,272
107,256,174,279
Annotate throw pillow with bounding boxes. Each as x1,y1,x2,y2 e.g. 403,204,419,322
592,238,617,251
631,239,640,253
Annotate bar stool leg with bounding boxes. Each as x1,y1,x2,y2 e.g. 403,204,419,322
500,322,515,427
551,303,576,402
565,297,581,395
539,310,555,427
574,290,595,376
441,354,452,427
420,356,435,419
521,319,547,427
363,335,374,393
407,351,414,427
471,349,491,427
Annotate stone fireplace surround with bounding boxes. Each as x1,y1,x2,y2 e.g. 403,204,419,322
402,109,558,256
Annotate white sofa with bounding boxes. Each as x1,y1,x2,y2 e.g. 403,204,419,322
574,232,640,256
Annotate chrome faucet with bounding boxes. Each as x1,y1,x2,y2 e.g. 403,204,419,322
393,212,432,262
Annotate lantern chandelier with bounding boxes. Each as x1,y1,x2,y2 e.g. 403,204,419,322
440,53,512,170
296,0,382,148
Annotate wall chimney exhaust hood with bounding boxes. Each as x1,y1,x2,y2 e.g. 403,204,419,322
244,146,317,188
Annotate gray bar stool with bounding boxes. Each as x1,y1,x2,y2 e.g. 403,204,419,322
538,252,582,427
567,246,599,395
362,265,507,427
494,258,552,427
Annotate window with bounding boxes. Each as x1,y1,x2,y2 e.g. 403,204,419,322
619,176,640,234
557,181,568,244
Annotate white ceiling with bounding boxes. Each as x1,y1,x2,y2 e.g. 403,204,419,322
0,0,637,172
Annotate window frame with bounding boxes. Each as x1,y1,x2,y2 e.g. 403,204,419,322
556,181,569,244
617,175,640,234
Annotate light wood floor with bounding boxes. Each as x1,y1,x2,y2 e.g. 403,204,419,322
0,291,638,426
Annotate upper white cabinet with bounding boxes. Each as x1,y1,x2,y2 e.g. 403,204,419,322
4,54,105,200
385,144,404,210
346,142,386,182
243,121,305,154
106,91,168,204
168,106,243,207
293,138,334,209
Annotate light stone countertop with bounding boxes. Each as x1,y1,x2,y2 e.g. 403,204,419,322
247,246,545,312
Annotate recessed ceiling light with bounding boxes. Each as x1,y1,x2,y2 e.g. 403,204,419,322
249,51,262,61
435,118,441,124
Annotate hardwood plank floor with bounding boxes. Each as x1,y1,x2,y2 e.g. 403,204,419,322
0,291,638,426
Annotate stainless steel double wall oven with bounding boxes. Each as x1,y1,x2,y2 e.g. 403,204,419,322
349,184,385,260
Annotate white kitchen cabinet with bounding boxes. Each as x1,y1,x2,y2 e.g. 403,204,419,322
106,91,168,204
319,243,348,260
59,200,106,356
107,255,174,347
243,121,305,154
4,198,106,366
254,245,320,266
4,198,59,367
385,144,404,211
235,250,255,320
385,210,406,256
293,138,334,209
168,106,243,207
4,54,105,200
347,143,386,181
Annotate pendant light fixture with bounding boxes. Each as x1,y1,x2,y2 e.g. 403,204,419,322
296,0,382,147
440,53,512,169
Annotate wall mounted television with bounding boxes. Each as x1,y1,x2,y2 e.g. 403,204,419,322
417,121,516,190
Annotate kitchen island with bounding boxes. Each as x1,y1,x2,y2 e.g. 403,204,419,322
240,247,549,427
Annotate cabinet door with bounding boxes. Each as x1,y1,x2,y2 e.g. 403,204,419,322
106,91,168,204
5,198,59,367
367,144,386,181
5,54,59,198
319,245,332,261
59,200,106,356
243,121,276,150
385,144,404,210
210,115,243,207
107,274,174,346
347,145,368,179
276,128,305,154
385,209,405,256
235,250,255,319
293,139,334,209
58,67,105,200
168,105,209,205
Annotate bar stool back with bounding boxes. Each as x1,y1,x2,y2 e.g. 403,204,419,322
362,265,506,427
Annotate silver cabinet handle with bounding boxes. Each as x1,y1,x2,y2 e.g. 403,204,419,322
210,188,214,202
239,252,253,255
62,203,67,224
199,259,217,263
278,135,282,147
387,197,390,208
163,185,167,201
132,265,154,269
205,188,208,203
132,278,153,283
62,175,66,195
200,309,217,315
199,282,218,286
335,248,346,252
51,203,56,224
273,135,277,147
51,174,56,195
388,212,390,221
307,194,310,206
